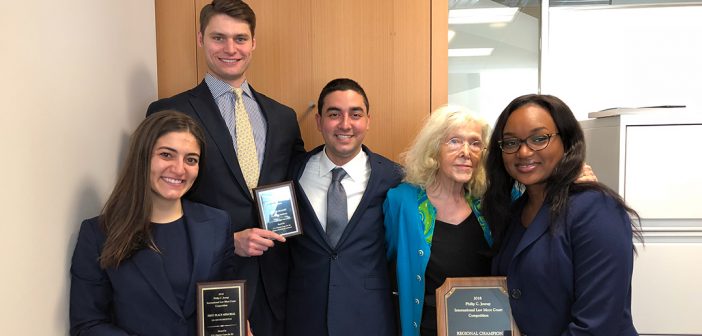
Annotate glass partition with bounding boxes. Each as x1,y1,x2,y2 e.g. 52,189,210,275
447,0,541,126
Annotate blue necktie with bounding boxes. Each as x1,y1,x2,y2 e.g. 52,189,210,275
326,168,348,247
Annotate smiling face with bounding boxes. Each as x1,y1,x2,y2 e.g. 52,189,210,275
436,122,483,186
501,104,564,190
198,13,255,87
316,90,370,166
149,131,201,206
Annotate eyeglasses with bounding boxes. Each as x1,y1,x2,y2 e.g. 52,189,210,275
498,133,559,154
443,137,485,153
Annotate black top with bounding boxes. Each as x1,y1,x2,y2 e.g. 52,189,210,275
421,213,491,336
152,217,193,309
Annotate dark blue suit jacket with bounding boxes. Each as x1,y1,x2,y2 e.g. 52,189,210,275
146,81,305,323
493,190,637,335
285,145,402,336
69,200,234,336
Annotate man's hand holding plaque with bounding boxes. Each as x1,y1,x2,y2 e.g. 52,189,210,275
253,181,303,238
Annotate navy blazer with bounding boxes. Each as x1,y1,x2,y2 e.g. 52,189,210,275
285,145,402,336
69,200,234,336
147,80,305,321
493,190,637,335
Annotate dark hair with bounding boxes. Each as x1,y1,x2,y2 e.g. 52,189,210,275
317,78,370,115
99,111,206,268
482,94,642,251
200,0,256,36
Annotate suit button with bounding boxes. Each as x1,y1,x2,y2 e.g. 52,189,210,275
416,275,421,281
331,253,338,260
413,322,418,328
418,250,424,256
415,298,420,304
510,288,521,299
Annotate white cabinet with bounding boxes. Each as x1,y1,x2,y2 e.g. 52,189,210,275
582,114,702,219
625,124,702,219
580,111,702,335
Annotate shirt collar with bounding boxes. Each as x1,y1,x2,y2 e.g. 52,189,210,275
318,147,368,182
204,73,253,99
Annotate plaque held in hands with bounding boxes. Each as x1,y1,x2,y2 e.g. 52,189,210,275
197,280,246,336
436,277,520,336
253,181,303,238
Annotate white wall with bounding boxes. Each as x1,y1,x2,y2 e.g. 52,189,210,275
543,5,702,120
0,1,157,334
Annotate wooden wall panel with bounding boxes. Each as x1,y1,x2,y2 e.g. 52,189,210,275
155,0,199,98
195,0,209,82
309,0,396,156
390,0,433,160
245,0,316,149
155,0,447,162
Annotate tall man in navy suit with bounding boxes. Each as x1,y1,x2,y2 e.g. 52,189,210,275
286,78,402,336
146,1,304,335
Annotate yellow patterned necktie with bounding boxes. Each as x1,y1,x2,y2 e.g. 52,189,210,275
232,88,259,191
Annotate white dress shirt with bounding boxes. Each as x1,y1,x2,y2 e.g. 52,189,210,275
298,148,371,231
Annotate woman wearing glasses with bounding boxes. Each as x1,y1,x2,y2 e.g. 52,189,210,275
384,106,497,336
483,94,641,335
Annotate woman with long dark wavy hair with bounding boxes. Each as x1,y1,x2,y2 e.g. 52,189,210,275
70,111,235,335
482,94,642,335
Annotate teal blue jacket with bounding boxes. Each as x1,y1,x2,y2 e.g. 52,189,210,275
383,183,490,335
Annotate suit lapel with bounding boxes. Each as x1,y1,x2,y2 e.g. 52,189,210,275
132,247,184,319
511,202,550,259
335,146,377,248
188,82,251,199
250,86,275,186
181,200,216,317
294,146,335,251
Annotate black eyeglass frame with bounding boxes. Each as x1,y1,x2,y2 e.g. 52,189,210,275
497,133,560,154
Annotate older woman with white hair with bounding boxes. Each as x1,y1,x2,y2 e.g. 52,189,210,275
384,105,497,336
384,104,598,336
